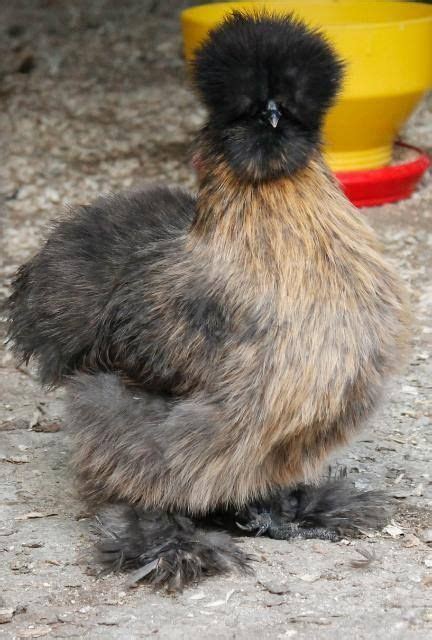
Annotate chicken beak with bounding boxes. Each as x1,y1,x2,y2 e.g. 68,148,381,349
265,100,281,129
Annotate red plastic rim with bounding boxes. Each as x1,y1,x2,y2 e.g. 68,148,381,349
335,142,430,208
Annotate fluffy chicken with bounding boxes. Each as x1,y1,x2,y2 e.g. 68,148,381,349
8,12,410,590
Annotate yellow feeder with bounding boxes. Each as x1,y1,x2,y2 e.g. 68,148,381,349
181,2,432,171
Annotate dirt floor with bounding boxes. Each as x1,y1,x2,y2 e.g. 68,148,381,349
1,2,432,639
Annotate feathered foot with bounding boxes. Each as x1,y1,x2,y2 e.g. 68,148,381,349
94,504,253,592
235,509,339,541
232,474,392,541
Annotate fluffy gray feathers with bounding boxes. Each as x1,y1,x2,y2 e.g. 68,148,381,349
7,13,409,591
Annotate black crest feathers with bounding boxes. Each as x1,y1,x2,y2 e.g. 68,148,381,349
192,11,345,181
193,11,344,124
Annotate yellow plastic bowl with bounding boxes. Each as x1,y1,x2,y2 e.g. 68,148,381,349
181,2,432,171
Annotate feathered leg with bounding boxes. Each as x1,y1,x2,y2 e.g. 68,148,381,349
95,505,252,592
65,373,254,590
231,473,391,541
66,372,389,590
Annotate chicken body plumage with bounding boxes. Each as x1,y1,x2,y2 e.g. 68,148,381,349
10,157,408,511
8,12,410,590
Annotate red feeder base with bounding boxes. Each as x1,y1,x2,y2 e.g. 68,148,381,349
335,142,430,208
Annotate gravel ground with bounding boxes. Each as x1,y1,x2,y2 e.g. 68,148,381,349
1,2,432,639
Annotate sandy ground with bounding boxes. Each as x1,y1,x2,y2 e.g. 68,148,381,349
1,2,432,639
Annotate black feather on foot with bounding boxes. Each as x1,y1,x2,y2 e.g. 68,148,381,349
232,473,392,541
94,505,253,592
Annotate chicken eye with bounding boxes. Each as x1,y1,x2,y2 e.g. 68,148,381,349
236,95,253,115
247,104,260,118
279,104,307,128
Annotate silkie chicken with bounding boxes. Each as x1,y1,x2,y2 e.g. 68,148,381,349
8,12,410,591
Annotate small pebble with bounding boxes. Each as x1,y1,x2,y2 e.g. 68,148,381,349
262,594,286,607
4,455,30,464
0,607,15,624
421,529,432,544
16,625,52,638
402,534,421,548
258,579,290,595
298,573,321,583
32,422,62,433
383,524,404,538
